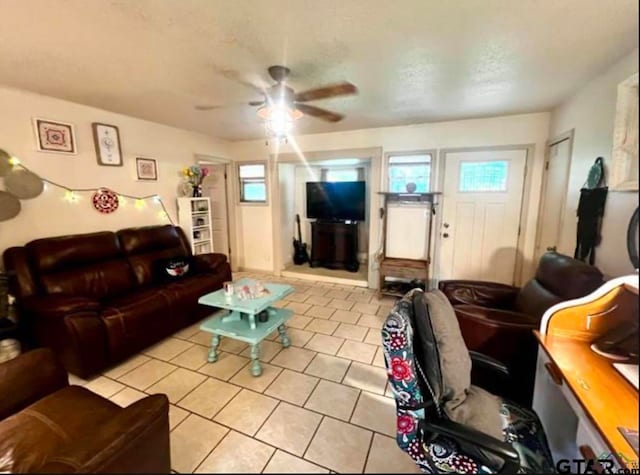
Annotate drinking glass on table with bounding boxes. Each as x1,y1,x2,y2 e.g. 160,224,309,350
223,282,234,301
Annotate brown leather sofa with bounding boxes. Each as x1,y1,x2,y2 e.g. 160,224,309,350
3,225,231,378
438,252,604,405
0,348,170,473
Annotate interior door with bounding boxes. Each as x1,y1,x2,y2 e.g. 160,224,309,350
439,149,527,284
201,164,230,259
536,138,571,260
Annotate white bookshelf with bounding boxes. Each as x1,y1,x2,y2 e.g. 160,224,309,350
177,197,214,255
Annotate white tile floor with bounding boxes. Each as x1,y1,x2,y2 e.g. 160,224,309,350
71,271,421,474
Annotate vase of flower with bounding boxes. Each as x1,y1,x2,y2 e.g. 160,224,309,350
181,165,209,198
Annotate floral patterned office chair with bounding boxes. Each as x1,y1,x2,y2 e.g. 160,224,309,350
382,288,555,473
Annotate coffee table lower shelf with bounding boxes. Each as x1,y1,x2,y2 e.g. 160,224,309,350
199,307,293,377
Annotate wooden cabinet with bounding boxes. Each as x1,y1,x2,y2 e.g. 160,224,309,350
310,221,359,272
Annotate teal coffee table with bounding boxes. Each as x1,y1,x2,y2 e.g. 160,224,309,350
198,278,293,376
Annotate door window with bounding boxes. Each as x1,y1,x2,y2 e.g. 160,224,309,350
459,160,509,192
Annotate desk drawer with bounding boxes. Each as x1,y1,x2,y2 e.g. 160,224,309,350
577,419,620,471
533,351,579,462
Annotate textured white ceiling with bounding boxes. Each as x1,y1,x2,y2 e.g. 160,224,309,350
0,0,637,141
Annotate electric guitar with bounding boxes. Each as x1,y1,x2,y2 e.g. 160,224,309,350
292,214,310,265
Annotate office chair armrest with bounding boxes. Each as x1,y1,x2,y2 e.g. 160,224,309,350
469,351,509,377
469,351,514,400
423,419,520,474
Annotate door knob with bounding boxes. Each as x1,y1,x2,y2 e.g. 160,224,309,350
443,223,450,228
546,246,557,252
443,233,449,238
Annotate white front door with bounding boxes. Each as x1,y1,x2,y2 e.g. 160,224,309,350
535,137,571,260
201,164,230,260
439,149,527,284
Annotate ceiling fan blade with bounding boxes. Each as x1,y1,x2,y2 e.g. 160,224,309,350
194,104,221,111
195,100,262,111
295,103,345,122
214,68,267,94
294,82,357,102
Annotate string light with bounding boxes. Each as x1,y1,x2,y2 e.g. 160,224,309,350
7,156,175,224
64,190,79,203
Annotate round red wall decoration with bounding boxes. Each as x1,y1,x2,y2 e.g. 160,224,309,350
92,188,119,213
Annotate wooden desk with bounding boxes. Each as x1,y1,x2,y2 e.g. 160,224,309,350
535,331,638,468
533,275,639,471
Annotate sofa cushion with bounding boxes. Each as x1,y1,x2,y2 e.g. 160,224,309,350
515,252,604,318
534,252,603,300
26,231,137,300
118,225,191,287
102,288,175,361
0,386,119,473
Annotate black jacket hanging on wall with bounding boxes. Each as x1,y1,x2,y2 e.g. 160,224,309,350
574,157,608,265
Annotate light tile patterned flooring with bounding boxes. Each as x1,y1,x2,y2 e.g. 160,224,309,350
70,271,421,474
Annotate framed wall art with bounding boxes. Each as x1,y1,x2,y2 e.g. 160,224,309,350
32,118,77,154
610,72,639,191
136,157,158,181
92,123,123,166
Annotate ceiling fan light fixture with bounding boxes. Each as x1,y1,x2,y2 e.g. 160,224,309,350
257,103,303,138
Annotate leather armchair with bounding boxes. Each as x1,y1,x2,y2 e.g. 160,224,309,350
0,349,170,473
439,252,604,406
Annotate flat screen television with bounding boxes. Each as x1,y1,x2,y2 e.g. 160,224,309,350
306,181,366,221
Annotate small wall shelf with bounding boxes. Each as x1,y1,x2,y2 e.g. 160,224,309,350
177,197,214,255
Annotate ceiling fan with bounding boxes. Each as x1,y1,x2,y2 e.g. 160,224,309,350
195,65,358,123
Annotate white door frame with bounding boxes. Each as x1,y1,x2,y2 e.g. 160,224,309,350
533,130,574,258
195,154,238,271
269,147,383,289
435,144,534,286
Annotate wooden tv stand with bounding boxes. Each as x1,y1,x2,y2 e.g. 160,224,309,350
309,220,359,272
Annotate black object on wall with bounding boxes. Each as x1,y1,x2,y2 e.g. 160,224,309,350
574,157,608,265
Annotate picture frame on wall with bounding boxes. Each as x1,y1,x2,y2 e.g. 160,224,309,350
92,123,123,166
32,118,77,154
136,157,158,181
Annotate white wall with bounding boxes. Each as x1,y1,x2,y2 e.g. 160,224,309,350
550,49,639,278
0,85,231,257
230,112,551,283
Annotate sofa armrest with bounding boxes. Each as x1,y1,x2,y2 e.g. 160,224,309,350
438,280,520,309
21,294,101,320
454,305,539,329
41,394,170,473
0,348,68,420
192,253,229,274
